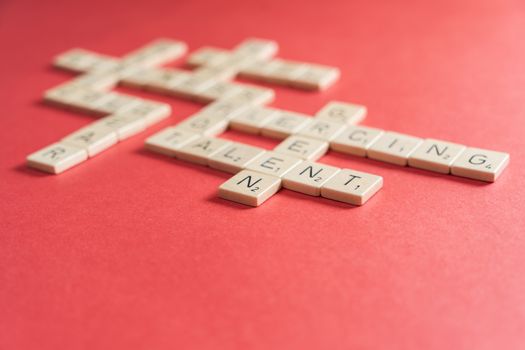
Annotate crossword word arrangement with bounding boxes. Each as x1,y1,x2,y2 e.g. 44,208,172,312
27,38,510,206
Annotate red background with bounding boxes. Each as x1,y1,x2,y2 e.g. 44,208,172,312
1,0,525,349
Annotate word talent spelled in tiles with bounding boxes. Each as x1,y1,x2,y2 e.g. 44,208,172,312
27,38,510,207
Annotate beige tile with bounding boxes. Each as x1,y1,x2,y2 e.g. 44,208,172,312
229,107,279,134
176,137,232,165
282,161,340,196
238,60,277,82
145,126,200,157
143,69,193,94
27,142,88,174
186,47,231,67
93,113,147,141
53,48,117,73
408,138,466,174
367,132,423,166
175,112,229,136
208,143,266,173
192,65,238,82
125,100,171,126
291,64,341,90
45,89,112,116
451,147,509,182
195,81,243,103
245,151,302,177
262,59,308,85
330,125,385,157
233,38,279,60
199,99,251,120
297,119,346,141
68,72,119,91
121,38,187,67
218,170,281,207
274,135,329,161
260,111,310,139
168,75,218,100
120,67,170,89
315,101,367,125
62,123,118,157
43,83,84,109
321,169,383,205
225,85,275,106
96,93,143,115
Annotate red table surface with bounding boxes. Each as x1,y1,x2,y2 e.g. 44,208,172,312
1,0,525,349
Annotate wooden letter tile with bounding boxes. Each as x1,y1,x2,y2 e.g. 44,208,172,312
321,169,383,205
282,161,340,196
408,138,466,174
274,135,329,161
451,147,509,182
367,131,423,166
27,142,88,174
218,170,281,207
208,143,266,173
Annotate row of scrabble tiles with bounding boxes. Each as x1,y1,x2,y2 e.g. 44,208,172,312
145,126,383,206
120,66,276,105
189,99,509,183
185,42,340,91
52,39,189,91
27,98,171,174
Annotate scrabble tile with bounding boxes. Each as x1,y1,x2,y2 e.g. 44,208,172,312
218,170,281,207
125,100,171,126
297,119,346,141
62,123,118,157
274,135,329,161
208,143,266,173
186,47,231,67
143,69,193,94
177,137,232,165
192,65,238,81
168,75,218,100
176,112,229,136
233,38,279,60
282,161,340,196
321,169,383,205
239,60,277,82
199,99,251,120
367,132,423,166
43,83,84,109
53,89,114,116
121,38,187,67
292,64,341,90
451,147,510,182
145,126,200,157
195,81,243,103
93,113,147,141
27,142,88,174
330,125,385,157
260,111,310,139
120,67,169,89
68,72,119,91
245,151,302,177
262,59,308,85
96,93,143,115
53,48,117,73
229,107,279,134
408,139,467,174
226,85,275,106
315,101,367,125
